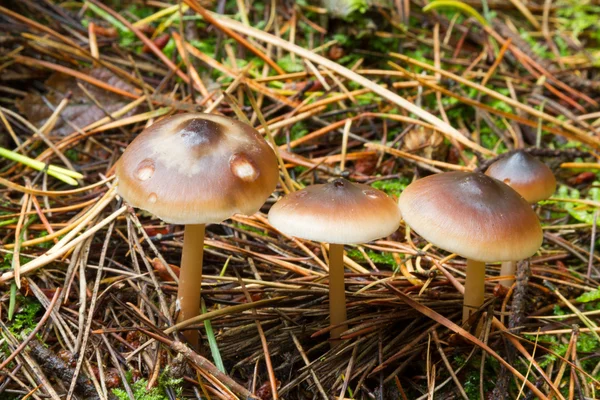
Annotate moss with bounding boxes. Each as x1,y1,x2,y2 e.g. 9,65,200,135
234,223,268,236
462,367,497,399
277,55,305,73
540,333,600,368
9,296,42,336
113,379,168,400
556,0,600,42
113,373,183,400
577,287,600,303
548,185,600,224
347,249,395,265
371,178,409,197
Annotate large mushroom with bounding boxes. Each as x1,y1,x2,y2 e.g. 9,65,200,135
268,178,401,343
116,113,278,347
485,151,556,287
398,172,542,322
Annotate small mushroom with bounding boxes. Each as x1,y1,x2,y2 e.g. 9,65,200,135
486,151,556,287
268,178,401,343
486,151,556,203
398,172,542,322
116,113,278,347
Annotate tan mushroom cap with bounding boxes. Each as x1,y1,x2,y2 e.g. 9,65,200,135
398,172,542,262
116,113,278,224
268,178,401,244
485,151,556,203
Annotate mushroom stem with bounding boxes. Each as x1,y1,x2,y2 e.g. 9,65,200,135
463,259,486,323
499,261,516,287
177,223,205,348
328,243,348,344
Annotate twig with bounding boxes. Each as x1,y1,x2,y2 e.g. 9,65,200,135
28,339,109,400
0,289,61,371
140,330,256,398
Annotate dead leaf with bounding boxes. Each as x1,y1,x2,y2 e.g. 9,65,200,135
16,68,140,136
402,126,446,160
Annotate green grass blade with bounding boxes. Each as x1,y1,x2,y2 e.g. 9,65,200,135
0,147,82,185
85,1,130,33
8,282,16,321
423,0,488,26
201,298,225,373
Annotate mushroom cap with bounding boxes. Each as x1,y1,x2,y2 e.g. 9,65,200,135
398,172,542,262
485,151,556,203
268,178,401,244
116,113,279,224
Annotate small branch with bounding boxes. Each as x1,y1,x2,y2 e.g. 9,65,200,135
0,288,61,371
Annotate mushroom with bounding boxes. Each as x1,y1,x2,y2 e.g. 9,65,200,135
116,113,278,347
268,178,401,342
485,151,556,287
398,172,542,322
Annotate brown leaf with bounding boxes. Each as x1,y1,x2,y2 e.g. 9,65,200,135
90,25,118,38
353,152,378,175
402,126,446,160
256,379,280,400
143,33,171,53
151,257,180,281
16,68,140,136
568,171,596,186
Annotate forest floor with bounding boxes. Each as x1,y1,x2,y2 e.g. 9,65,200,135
0,0,600,399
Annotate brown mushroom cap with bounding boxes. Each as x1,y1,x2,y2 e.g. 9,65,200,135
116,113,278,224
398,172,542,262
268,178,401,244
485,151,556,203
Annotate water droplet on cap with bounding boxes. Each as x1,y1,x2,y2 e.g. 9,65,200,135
135,159,155,181
230,153,259,182
363,190,379,199
148,193,158,203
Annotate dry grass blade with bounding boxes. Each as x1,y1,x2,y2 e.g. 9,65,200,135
2,1,600,398
163,297,285,334
184,0,494,156
390,54,600,147
366,142,472,171
0,206,126,283
384,283,549,400
14,56,139,100
140,329,254,398
180,1,284,75
0,176,113,197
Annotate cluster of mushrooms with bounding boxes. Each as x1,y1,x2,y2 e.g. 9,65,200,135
115,113,556,348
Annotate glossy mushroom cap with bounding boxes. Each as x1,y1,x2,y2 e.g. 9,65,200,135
485,151,556,203
116,113,279,224
398,172,542,262
268,178,401,244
